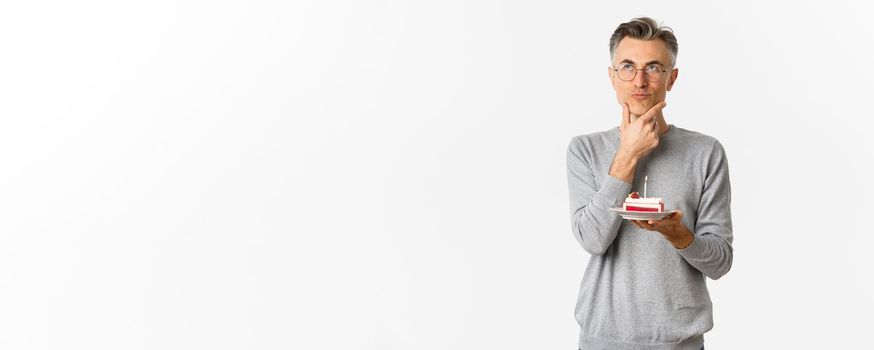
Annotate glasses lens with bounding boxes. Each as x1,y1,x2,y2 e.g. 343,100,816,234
617,67,635,81
645,65,665,81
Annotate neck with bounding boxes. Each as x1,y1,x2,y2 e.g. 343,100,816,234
655,111,670,136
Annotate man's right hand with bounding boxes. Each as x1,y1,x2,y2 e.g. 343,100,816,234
618,101,665,160
609,101,666,184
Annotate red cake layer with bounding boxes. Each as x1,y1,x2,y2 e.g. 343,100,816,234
625,206,661,212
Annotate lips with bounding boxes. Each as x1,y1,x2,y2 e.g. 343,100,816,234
631,93,651,101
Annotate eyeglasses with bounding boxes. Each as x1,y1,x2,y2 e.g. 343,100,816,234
613,63,670,82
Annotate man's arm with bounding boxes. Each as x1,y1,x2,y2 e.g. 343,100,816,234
567,102,665,255
638,141,734,279
608,149,639,184
567,139,630,255
676,140,734,280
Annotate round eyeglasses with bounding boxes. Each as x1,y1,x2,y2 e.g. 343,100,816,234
613,63,670,82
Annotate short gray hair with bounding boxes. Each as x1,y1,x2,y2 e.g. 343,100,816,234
609,17,678,66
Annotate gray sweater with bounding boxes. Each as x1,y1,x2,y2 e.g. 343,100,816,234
566,125,733,350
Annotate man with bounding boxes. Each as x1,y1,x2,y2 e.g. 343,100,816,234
566,17,733,350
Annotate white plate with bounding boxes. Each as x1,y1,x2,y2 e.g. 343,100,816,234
609,208,678,221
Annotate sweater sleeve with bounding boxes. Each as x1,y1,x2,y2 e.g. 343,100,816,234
566,137,631,255
677,140,734,280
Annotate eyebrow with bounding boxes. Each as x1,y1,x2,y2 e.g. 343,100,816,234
619,59,667,66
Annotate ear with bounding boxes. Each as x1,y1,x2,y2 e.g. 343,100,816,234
666,68,679,91
607,66,617,90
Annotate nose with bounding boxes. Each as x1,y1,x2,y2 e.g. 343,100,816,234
632,69,648,88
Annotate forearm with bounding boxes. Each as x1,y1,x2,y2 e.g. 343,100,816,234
608,150,639,184
665,225,695,249
570,176,630,255
677,233,733,280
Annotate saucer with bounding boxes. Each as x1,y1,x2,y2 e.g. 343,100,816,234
609,208,678,221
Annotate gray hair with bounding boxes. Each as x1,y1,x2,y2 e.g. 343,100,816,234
609,17,678,66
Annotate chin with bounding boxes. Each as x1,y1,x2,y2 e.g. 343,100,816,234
628,100,656,115
628,102,650,115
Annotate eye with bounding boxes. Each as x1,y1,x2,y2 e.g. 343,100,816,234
619,63,635,71
645,64,664,73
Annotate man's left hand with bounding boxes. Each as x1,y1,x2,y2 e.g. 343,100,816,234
631,210,695,249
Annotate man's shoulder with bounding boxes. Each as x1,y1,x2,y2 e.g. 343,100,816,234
568,127,619,147
669,126,723,150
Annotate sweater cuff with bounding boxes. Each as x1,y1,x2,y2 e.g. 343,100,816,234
676,232,706,258
597,175,632,208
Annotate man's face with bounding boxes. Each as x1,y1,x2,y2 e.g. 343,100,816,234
608,37,678,116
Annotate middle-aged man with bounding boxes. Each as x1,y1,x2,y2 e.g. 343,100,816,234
566,17,733,350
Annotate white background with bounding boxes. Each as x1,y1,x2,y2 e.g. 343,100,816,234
0,0,872,349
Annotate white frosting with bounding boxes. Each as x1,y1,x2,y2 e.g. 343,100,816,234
624,197,663,204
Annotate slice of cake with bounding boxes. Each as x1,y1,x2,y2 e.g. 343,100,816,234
623,191,664,212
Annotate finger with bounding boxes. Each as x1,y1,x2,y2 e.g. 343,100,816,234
622,103,631,127
639,101,666,122
648,219,667,226
654,212,681,226
647,217,669,226
663,210,681,220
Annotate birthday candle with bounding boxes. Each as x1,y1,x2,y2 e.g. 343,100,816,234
644,176,648,198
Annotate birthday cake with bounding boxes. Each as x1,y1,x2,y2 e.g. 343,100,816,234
622,176,664,212
623,191,664,212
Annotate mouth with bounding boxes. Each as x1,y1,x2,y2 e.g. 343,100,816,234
631,93,651,101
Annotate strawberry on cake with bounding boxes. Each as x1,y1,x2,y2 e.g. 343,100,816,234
623,191,664,212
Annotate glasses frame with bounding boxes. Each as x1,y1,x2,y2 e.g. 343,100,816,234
612,64,672,82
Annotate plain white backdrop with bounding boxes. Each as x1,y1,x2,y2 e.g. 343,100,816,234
0,0,872,349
